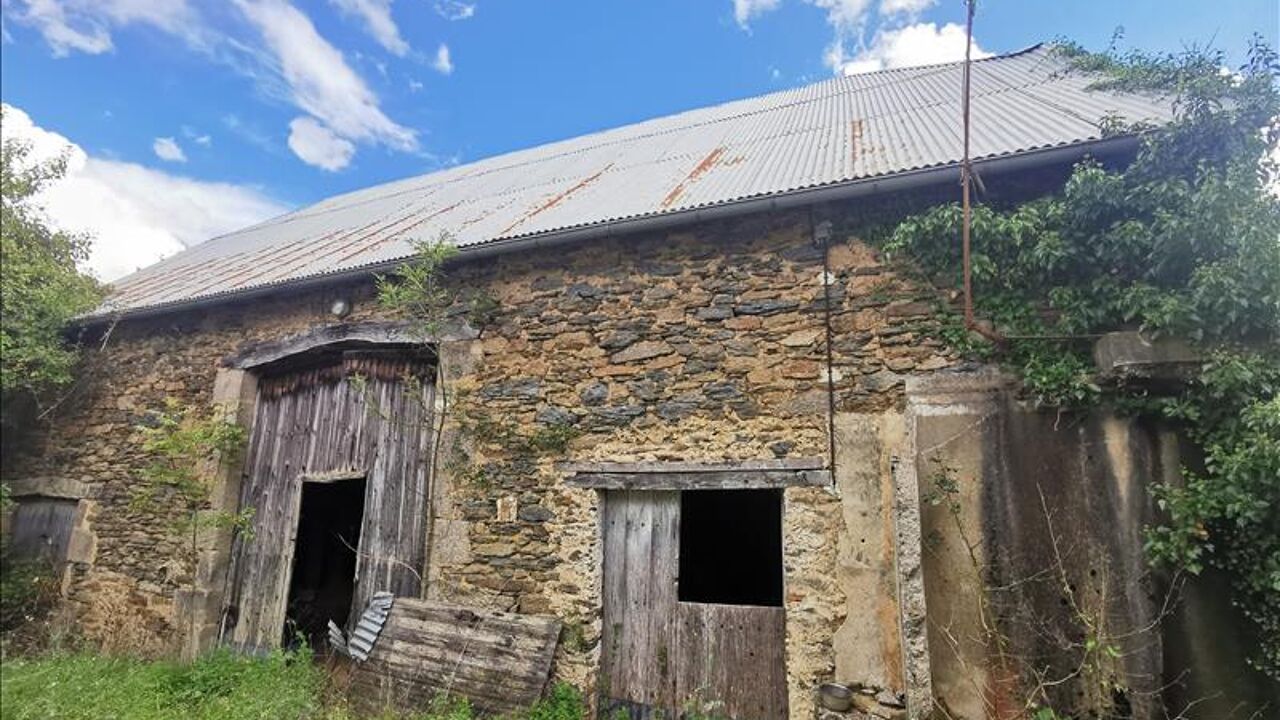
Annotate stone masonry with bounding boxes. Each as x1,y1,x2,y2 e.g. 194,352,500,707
10,205,962,718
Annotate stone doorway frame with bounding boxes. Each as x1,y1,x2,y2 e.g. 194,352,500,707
179,319,476,658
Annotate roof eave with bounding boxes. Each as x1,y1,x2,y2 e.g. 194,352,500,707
82,134,1141,326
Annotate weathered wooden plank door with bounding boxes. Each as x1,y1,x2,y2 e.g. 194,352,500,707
225,356,434,652
600,491,680,718
599,490,788,720
673,603,788,720
7,497,77,564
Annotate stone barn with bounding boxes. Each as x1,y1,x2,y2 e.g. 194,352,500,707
6,45,1271,719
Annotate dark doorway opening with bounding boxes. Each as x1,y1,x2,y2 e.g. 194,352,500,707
284,477,366,648
678,488,783,607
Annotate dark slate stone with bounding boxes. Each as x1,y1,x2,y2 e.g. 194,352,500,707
655,392,702,421
861,370,904,392
682,359,716,374
535,406,578,426
566,283,602,298
591,405,646,426
480,378,542,400
769,440,795,458
703,381,744,402
626,371,669,403
518,505,555,523
710,293,736,306
599,330,639,350
579,382,609,406
734,299,800,316
695,306,733,321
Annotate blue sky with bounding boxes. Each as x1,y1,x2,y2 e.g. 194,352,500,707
1,0,1276,279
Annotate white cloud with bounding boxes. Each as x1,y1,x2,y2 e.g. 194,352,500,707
2,103,288,281
233,0,417,167
838,22,990,75
287,115,355,171
4,0,200,56
8,1,420,170
433,0,474,21
794,0,876,74
407,78,424,92
732,0,780,28
152,136,186,162
432,43,452,75
807,0,874,31
329,0,408,56
879,0,934,16
181,126,213,147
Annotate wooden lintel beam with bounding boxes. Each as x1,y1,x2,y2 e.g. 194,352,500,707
565,469,830,490
557,457,826,474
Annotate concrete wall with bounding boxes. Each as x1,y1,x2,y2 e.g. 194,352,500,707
907,372,1279,720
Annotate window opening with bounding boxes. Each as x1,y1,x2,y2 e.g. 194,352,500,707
678,489,783,606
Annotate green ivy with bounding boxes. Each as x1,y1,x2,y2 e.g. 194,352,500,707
877,38,1280,675
133,399,251,553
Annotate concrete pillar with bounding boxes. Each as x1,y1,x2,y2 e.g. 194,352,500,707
904,371,1009,720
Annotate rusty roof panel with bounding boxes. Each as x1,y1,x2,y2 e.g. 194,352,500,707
98,45,1173,316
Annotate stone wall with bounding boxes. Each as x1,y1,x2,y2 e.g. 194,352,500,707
9,206,963,716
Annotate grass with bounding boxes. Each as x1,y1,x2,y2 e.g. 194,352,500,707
0,649,322,720
0,649,585,720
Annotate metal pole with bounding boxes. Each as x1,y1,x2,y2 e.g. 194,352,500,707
962,0,976,328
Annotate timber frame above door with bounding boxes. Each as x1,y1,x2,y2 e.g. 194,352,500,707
562,458,830,491
568,459,828,720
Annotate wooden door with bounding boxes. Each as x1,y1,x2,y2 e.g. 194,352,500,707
225,356,434,652
599,490,788,720
7,497,77,565
600,491,680,718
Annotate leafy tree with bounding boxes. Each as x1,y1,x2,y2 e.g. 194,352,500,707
0,112,103,456
879,39,1280,675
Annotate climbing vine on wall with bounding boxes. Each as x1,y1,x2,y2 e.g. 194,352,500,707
133,399,251,572
128,398,250,652
377,235,576,494
877,39,1280,676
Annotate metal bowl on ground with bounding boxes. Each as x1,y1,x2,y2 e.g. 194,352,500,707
818,683,854,712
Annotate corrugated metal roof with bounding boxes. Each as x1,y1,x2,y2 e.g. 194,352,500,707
101,44,1172,316
329,591,394,662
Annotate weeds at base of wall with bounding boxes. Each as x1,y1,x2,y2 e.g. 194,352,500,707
0,548,62,654
923,460,1183,720
0,645,589,720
